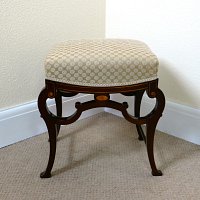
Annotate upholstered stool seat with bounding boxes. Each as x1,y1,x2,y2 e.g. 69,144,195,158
38,38,165,178
45,39,158,86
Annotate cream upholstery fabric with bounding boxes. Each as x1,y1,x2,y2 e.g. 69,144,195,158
45,39,159,86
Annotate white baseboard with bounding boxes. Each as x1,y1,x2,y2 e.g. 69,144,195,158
105,94,200,145
0,94,104,148
1,93,200,148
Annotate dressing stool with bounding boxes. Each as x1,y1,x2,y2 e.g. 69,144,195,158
38,39,165,178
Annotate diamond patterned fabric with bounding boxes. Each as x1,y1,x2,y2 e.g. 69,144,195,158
45,39,159,86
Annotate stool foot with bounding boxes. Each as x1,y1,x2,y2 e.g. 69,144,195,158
138,136,143,141
136,125,145,141
40,171,52,178
152,170,163,176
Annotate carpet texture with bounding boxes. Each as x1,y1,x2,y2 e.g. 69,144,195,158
0,113,200,200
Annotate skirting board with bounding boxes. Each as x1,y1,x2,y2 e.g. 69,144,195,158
1,93,200,148
0,94,104,148
105,94,200,145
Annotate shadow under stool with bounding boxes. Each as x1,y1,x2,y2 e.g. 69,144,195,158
38,39,165,178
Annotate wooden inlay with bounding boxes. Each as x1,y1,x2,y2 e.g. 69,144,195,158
150,92,156,97
48,92,54,98
96,95,108,101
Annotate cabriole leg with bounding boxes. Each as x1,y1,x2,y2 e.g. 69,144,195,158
134,90,145,141
146,88,165,176
55,91,62,137
146,121,162,176
40,123,57,178
38,87,58,178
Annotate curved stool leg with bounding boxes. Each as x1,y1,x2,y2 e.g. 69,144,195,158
146,88,165,176
146,122,162,176
38,88,58,178
40,123,57,178
134,90,145,141
55,92,62,137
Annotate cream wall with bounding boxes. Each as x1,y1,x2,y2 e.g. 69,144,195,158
106,0,200,109
0,0,105,110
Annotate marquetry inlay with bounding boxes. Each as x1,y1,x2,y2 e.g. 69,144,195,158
48,92,54,98
95,95,109,101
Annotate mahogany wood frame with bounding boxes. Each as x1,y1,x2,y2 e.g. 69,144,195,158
38,78,165,178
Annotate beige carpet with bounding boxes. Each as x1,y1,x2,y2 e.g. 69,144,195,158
0,113,200,200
